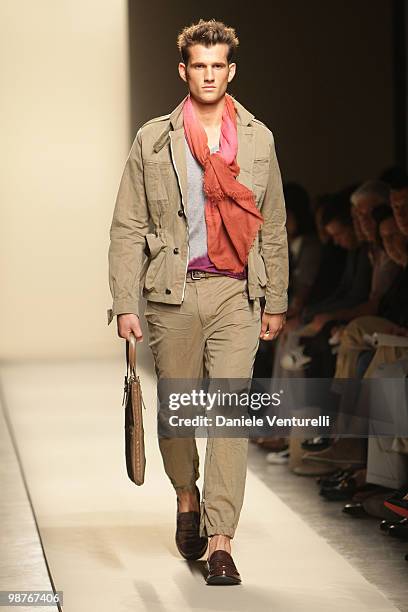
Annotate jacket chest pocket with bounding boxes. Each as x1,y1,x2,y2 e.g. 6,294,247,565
252,158,269,208
144,162,177,205
252,158,269,189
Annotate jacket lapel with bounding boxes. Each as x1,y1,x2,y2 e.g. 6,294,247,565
169,129,188,212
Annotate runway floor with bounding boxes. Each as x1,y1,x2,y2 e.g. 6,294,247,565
0,353,405,612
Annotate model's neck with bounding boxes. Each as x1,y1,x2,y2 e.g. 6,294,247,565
189,94,226,128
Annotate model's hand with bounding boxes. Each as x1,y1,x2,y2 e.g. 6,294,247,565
260,312,286,341
117,313,143,342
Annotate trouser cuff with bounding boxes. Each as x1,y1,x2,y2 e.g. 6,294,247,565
202,524,236,538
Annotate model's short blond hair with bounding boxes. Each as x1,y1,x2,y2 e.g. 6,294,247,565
177,19,239,65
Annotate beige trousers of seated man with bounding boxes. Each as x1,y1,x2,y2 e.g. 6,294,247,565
335,316,408,379
144,274,262,539
336,328,408,488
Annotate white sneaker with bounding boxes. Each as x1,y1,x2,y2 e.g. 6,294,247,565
280,346,311,371
266,449,290,464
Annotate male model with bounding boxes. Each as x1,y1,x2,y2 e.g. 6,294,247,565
107,19,288,585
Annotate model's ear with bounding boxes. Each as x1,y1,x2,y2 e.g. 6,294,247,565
228,62,236,83
178,62,187,83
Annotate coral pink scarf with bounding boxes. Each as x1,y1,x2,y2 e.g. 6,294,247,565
183,94,264,273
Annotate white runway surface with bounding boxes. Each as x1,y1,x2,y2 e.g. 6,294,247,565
0,356,401,612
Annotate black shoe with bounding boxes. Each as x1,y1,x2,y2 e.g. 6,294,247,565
317,468,354,488
342,502,367,517
388,523,408,540
206,550,241,585
320,477,358,501
380,519,394,532
380,517,408,532
302,437,330,453
176,486,208,560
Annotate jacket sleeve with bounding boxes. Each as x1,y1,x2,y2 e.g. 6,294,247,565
107,128,150,325
260,132,289,315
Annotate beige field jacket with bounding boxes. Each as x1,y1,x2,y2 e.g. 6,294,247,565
107,94,288,325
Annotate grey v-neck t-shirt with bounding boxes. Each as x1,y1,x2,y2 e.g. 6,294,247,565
184,137,247,280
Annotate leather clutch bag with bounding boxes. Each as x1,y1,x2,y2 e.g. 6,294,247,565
122,332,146,485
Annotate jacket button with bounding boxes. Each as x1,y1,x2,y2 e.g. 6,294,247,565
177,209,184,217
165,288,171,294
173,247,179,254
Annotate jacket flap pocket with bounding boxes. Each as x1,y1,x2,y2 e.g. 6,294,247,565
255,254,268,286
145,233,165,258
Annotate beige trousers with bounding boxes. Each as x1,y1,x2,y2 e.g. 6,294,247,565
144,274,261,538
335,316,408,379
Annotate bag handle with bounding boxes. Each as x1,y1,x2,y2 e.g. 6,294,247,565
125,332,137,380
123,332,146,410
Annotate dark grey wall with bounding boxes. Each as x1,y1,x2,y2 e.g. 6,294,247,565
128,1,395,199
405,0,408,165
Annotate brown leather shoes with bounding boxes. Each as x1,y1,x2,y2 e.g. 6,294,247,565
175,485,208,560
206,550,242,585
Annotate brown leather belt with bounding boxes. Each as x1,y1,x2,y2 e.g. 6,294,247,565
186,270,224,281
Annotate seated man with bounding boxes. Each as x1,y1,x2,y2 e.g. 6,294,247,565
312,169,408,377
292,180,408,471
302,205,408,466
302,180,398,335
351,173,408,510
285,182,323,318
285,183,401,377
274,190,372,377
336,204,408,378
389,166,408,237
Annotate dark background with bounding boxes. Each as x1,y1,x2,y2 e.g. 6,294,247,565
128,0,406,199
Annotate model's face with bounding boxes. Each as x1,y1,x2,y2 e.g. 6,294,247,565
325,220,355,250
379,216,408,266
178,43,236,105
390,187,408,237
